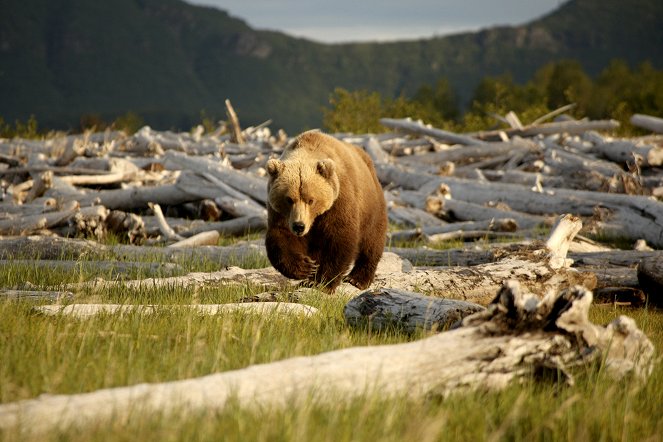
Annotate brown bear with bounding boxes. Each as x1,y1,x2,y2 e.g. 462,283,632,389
265,130,387,291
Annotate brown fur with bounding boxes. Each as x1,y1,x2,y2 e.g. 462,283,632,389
265,131,387,291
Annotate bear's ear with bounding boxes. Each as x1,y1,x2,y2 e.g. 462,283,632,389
266,159,284,177
316,159,335,179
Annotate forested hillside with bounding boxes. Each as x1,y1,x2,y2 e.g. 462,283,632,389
1,0,661,132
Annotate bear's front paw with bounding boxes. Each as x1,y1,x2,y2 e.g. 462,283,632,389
291,255,319,280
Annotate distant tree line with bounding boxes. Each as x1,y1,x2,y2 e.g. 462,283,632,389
323,59,663,135
3,59,662,139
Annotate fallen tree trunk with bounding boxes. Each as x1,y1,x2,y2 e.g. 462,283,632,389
33,302,318,319
0,235,267,264
630,113,663,134
0,259,183,277
470,119,620,141
0,281,653,437
0,200,79,235
162,150,267,204
380,118,487,146
344,288,484,333
593,140,663,167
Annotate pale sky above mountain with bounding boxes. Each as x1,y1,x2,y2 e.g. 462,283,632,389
186,0,566,43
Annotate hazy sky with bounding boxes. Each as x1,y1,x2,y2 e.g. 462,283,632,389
186,0,566,43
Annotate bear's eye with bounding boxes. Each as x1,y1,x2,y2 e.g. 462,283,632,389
285,196,294,205
307,198,314,205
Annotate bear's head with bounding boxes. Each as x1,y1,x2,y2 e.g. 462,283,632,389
266,157,339,236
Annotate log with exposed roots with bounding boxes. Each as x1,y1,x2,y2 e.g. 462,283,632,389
0,280,653,437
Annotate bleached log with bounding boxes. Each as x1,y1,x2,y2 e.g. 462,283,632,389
54,138,86,167
58,170,137,186
398,139,537,167
0,290,73,302
344,288,484,333
442,199,550,229
470,119,620,141
0,200,78,235
0,259,182,276
23,170,53,203
388,205,447,228
630,113,663,134
389,218,518,244
388,245,521,267
362,136,392,164
0,165,117,177
545,147,625,178
531,104,578,125
33,302,318,319
380,118,487,146
0,281,653,437
77,180,193,209
168,231,220,248
179,215,266,238
594,140,663,167
426,229,521,244
62,266,291,293
162,150,267,204
214,196,267,219
0,200,58,218
148,202,184,241
225,99,246,144
0,236,267,264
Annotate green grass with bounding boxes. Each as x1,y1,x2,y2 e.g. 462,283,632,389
0,252,661,441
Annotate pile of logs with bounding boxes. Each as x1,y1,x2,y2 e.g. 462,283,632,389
1,106,662,305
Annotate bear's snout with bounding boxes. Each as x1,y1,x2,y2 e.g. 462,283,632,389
291,221,306,236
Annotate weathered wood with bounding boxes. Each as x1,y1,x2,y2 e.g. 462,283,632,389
545,147,625,178
148,202,184,241
442,198,550,229
179,215,266,238
380,118,487,146
168,231,220,248
594,140,663,167
630,113,663,134
0,290,73,302
33,302,318,319
388,205,447,228
398,139,537,167
0,235,267,264
225,99,246,144
0,259,183,277
388,218,518,244
162,150,267,204
470,119,620,141
0,200,78,235
344,288,484,332
0,281,653,437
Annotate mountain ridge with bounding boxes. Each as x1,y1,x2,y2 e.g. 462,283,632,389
1,0,661,132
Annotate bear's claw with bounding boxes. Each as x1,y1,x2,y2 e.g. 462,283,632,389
290,255,318,280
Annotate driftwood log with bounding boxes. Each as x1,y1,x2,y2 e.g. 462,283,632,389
33,302,318,319
0,281,653,437
344,288,485,332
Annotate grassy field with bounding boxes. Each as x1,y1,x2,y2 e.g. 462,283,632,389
0,240,661,441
